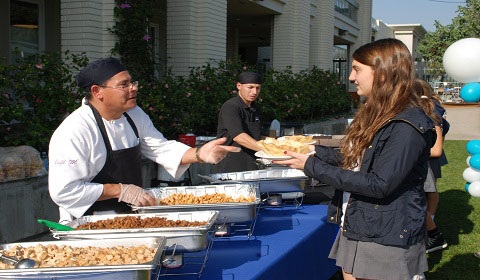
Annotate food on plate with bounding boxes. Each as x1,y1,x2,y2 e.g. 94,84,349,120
159,193,255,205
280,135,314,144
0,244,156,268
76,216,207,230
257,137,311,156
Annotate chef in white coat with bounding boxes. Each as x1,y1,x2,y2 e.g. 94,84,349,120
48,57,239,223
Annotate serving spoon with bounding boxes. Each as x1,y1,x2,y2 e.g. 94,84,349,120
0,253,36,269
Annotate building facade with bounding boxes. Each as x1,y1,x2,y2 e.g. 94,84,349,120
2,0,374,92
372,20,428,80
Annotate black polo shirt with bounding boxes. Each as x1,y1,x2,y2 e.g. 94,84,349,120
216,95,261,146
213,95,262,172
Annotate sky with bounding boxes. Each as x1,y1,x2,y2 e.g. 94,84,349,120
372,0,467,32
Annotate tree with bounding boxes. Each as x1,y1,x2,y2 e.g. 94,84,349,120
417,0,480,77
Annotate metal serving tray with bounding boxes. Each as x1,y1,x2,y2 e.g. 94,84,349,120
132,184,260,224
50,211,218,252
199,168,307,193
0,237,165,279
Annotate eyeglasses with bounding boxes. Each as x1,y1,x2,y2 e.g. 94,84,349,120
99,81,139,91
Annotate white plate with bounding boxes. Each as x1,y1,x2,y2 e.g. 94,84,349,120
255,151,291,160
277,136,316,145
255,150,315,160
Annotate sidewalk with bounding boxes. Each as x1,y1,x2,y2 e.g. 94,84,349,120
444,104,480,141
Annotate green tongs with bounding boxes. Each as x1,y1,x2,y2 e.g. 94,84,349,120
37,219,75,231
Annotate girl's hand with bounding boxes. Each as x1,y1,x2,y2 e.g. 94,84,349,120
272,150,310,170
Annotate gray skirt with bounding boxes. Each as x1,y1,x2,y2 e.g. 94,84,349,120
329,231,428,280
423,165,437,193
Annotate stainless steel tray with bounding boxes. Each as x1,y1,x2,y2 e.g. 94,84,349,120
0,237,165,279
51,211,218,252
132,184,260,224
199,168,307,193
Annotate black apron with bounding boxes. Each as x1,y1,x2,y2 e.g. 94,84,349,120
213,107,261,173
84,105,143,215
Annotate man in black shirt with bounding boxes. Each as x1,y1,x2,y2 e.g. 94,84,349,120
213,72,263,172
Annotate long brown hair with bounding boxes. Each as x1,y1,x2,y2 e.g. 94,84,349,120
341,39,417,169
412,79,441,125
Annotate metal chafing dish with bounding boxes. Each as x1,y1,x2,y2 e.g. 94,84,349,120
198,168,307,193
50,211,218,252
132,184,260,224
0,237,165,279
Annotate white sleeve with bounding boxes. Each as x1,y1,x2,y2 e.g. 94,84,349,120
128,107,191,178
48,111,105,219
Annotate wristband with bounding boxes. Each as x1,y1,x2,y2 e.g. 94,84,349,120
196,146,204,163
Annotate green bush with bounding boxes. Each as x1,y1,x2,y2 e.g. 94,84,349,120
0,52,352,152
107,0,353,138
260,66,352,123
137,60,252,137
0,51,87,152
109,0,155,82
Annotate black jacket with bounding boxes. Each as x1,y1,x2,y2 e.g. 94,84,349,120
304,106,436,247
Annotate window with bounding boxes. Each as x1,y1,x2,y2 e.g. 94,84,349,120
334,0,358,22
333,45,349,89
10,0,44,60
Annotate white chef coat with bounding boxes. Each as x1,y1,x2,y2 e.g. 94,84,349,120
48,100,190,222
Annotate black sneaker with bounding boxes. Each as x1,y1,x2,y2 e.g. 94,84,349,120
426,233,448,253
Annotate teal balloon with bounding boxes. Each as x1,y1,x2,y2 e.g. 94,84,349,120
460,83,480,102
466,140,480,155
465,182,470,192
471,154,480,170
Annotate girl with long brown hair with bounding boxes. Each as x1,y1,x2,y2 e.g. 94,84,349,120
275,38,436,279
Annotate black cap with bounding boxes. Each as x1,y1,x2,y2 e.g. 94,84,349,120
237,72,262,84
75,57,127,89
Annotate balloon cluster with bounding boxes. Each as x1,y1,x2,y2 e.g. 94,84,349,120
443,38,480,102
463,140,480,197
444,38,480,197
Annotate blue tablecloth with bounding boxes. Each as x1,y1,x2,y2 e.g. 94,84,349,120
162,204,339,279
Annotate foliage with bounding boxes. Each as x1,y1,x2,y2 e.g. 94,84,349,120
107,0,352,140
137,60,246,138
0,51,87,152
0,52,352,152
417,0,480,77
1,0,353,151
260,66,352,123
138,61,352,138
109,0,155,82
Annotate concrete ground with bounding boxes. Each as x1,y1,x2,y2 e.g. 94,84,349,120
444,104,480,141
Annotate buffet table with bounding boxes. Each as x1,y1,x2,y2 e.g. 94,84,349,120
1,198,339,279
160,204,339,280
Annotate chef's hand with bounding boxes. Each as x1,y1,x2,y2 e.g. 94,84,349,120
272,151,310,170
118,183,156,206
198,137,241,164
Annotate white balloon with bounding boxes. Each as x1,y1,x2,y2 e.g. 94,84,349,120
443,38,480,83
468,181,480,197
467,156,471,167
463,167,480,182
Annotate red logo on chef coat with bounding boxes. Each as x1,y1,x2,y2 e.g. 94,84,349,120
54,159,79,166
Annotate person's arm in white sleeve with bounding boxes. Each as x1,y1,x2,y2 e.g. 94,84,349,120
48,124,104,219
133,107,240,178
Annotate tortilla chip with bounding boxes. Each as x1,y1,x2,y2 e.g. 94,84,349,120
281,135,314,144
257,137,311,156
